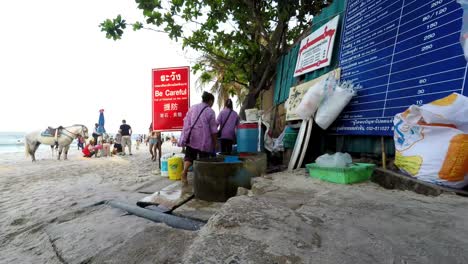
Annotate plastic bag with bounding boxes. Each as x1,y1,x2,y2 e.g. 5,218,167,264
315,81,356,130
295,79,326,120
316,152,352,168
394,93,468,188
457,0,468,60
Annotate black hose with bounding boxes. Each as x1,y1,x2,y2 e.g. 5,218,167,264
106,200,205,231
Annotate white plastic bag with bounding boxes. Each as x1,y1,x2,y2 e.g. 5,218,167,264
457,0,468,60
315,81,356,130
316,152,352,168
394,93,468,188
295,79,325,120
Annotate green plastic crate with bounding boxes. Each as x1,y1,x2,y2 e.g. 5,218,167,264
306,163,376,184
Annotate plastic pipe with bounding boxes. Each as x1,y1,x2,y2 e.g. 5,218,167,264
106,200,204,231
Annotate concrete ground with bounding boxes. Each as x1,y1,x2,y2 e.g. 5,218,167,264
182,170,468,264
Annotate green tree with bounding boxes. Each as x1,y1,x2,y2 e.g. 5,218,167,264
100,0,331,118
196,53,249,110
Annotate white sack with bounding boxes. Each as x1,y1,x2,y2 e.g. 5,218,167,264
394,93,468,188
295,80,325,120
315,81,355,130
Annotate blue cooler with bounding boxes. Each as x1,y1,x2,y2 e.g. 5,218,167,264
236,123,264,153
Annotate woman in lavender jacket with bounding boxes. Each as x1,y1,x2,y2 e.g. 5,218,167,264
179,92,218,185
217,99,239,154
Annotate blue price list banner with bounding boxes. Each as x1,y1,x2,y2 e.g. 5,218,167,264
333,0,468,136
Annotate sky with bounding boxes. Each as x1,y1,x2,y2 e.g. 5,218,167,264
0,0,223,134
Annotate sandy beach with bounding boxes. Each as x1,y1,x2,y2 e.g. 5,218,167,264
0,142,194,264
2,141,468,264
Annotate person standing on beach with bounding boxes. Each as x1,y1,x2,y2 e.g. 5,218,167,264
217,98,239,154
120,120,132,155
92,123,101,144
179,91,218,185
77,136,85,150
148,130,162,165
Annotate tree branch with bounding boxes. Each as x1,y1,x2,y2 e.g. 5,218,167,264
233,79,249,88
140,26,167,34
241,0,270,43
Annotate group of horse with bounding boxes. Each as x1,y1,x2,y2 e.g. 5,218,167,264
24,125,89,162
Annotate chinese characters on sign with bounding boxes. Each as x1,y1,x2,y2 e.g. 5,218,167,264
294,15,340,77
152,66,190,131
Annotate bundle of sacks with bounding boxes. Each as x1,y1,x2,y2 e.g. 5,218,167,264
394,93,468,188
294,75,356,129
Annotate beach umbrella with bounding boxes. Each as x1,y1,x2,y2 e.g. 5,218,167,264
97,109,106,134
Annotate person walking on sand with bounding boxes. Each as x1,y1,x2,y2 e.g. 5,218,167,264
217,98,239,154
77,135,85,150
92,123,101,145
148,130,162,165
179,91,218,185
120,119,132,155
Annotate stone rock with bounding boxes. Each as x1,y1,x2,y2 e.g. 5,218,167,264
236,187,249,196
182,196,322,264
250,177,280,195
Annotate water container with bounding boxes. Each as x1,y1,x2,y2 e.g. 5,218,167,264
161,153,173,177
236,123,263,153
224,155,241,163
168,156,183,180
193,158,247,202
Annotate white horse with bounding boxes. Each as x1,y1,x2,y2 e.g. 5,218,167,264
25,124,89,161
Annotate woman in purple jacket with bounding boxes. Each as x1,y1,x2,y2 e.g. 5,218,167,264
179,92,218,185
217,99,239,154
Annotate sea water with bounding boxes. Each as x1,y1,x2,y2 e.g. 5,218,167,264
0,132,26,154
0,132,78,154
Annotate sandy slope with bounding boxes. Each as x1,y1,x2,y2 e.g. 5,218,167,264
0,142,193,264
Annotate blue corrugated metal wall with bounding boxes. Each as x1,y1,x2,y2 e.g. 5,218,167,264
274,0,395,157
274,0,347,105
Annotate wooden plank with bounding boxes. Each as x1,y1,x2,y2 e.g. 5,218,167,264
297,119,314,169
372,168,468,197
288,120,307,171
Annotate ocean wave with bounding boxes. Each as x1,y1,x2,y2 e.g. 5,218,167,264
0,139,24,145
